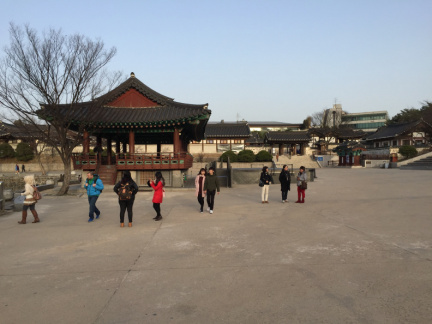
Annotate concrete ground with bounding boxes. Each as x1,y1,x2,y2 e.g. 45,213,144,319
1,168,431,324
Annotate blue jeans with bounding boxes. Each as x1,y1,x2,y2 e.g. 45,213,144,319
88,196,100,219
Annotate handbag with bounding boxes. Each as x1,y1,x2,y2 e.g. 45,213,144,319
32,185,42,200
259,180,264,187
300,181,307,190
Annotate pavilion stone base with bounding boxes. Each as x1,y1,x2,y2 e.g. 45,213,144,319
171,170,184,188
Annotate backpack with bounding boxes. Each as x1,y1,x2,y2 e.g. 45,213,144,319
118,182,132,200
32,185,42,201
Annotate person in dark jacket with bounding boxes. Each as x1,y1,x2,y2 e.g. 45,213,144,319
85,171,104,222
203,167,220,214
148,171,165,221
260,166,273,203
113,171,139,227
279,165,291,203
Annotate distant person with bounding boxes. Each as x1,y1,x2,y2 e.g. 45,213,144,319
260,166,273,203
15,164,19,174
114,171,138,227
279,165,291,203
21,164,25,172
84,171,104,222
295,166,308,203
204,167,220,214
148,171,165,221
18,175,40,224
195,168,206,213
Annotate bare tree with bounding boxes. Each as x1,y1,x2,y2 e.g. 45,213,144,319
0,23,122,194
311,109,326,127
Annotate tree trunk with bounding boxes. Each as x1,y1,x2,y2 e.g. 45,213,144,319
36,154,46,175
57,159,71,195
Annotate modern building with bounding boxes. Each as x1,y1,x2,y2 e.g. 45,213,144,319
341,111,389,132
248,121,301,132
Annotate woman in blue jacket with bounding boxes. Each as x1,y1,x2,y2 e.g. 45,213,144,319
85,171,104,222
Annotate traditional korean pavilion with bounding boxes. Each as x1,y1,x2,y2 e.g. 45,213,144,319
39,73,211,186
332,141,367,167
265,131,310,155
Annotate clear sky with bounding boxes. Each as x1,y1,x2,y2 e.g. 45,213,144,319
1,0,431,123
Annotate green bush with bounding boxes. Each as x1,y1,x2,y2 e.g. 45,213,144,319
399,145,417,159
237,150,256,162
15,142,34,161
0,143,16,158
220,150,238,162
255,150,272,162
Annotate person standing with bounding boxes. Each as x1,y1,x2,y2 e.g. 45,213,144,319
295,166,308,203
21,164,25,172
203,167,220,214
114,171,138,227
260,166,273,203
18,175,40,224
279,165,291,203
148,171,165,221
85,171,104,222
195,168,206,213
15,164,19,174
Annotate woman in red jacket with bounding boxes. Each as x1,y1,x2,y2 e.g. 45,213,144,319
148,171,165,221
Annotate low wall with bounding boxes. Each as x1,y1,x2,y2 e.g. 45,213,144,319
0,162,66,173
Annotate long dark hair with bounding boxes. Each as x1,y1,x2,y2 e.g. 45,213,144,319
121,170,132,184
262,166,268,173
198,168,206,175
155,171,165,186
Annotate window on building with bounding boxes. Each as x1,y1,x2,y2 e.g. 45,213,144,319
375,142,380,148
233,139,242,144
392,140,397,146
402,140,410,145
206,140,214,144
220,139,228,144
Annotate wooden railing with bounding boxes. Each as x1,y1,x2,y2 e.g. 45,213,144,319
72,152,193,170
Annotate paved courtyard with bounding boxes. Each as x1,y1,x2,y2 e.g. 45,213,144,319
1,168,431,324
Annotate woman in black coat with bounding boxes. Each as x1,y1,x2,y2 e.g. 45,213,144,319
113,170,139,227
279,164,291,203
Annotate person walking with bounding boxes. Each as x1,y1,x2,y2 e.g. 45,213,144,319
295,166,308,203
279,165,291,203
195,168,206,213
21,164,25,172
203,167,220,214
148,171,165,221
85,171,104,222
18,175,40,224
260,166,273,203
114,171,138,227
15,164,19,174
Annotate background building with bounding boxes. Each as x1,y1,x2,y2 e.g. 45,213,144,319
341,111,389,132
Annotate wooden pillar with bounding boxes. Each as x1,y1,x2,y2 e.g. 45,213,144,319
107,137,112,165
157,142,161,158
301,143,306,155
122,142,127,153
97,135,102,149
279,143,284,156
338,155,343,166
128,130,135,154
173,129,181,154
115,140,120,153
83,130,90,154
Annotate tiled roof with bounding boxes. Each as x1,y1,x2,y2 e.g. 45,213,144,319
245,132,264,144
365,119,432,140
308,127,365,139
333,141,367,151
205,122,250,138
39,75,210,125
265,131,310,142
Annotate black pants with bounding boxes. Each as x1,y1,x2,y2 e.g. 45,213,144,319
153,203,161,217
206,190,216,210
282,190,289,201
197,195,205,210
119,198,134,223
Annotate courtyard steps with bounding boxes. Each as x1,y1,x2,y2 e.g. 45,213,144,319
400,156,432,170
97,165,118,184
274,154,320,171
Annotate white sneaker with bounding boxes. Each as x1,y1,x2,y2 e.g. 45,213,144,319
282,200,285,203
210,210,213,214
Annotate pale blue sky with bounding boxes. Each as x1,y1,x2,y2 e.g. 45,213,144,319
1,0,431,123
